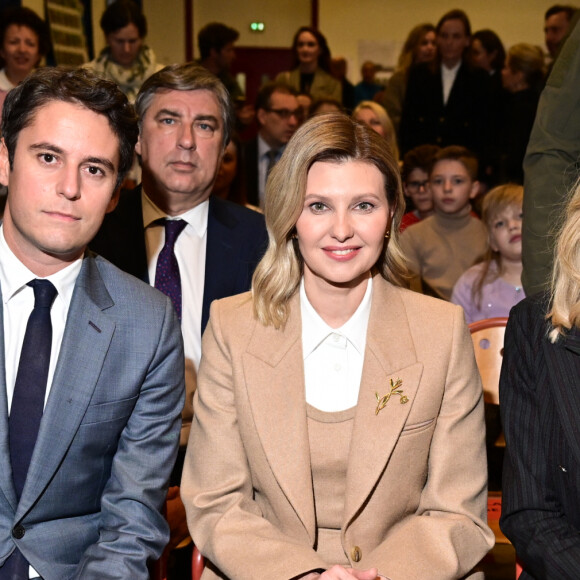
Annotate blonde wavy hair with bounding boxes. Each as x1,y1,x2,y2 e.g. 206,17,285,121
252,113,407,329
548,178,580,342
352,101,400,162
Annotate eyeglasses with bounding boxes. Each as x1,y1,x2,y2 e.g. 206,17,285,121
406,180,429,191
266,108,303,120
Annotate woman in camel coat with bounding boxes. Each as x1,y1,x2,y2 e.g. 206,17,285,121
182,114,493,580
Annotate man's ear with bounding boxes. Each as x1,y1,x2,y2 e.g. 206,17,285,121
256,108,267,126
0,139,10,187
469,180,480,199
106,186,121,213
135,133,142,157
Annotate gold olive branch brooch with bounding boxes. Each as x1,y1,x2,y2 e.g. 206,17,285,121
375,378,408,415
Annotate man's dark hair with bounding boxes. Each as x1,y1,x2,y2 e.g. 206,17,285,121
136,62,233,147
545,4,577,20
0,6,51,61
436,8,472,37
198,23,239,61
100,0,147,37
402,144,440,183
2,67,138,189
255,82,296,113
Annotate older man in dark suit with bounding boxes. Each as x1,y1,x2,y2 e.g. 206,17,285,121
90,62,268,578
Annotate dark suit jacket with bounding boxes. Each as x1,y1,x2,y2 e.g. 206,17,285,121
500,294,580,578
90,187,268,334
400,61,493,159
0,254,184,580
241,138,259,207
90,187,268,459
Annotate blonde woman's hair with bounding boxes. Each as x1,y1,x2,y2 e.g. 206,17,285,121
352,101,400,162
507,43,545,92
471,184,523,308
548,178,580,342
252,113,407,329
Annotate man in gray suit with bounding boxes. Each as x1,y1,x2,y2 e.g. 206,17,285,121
0,67,184,579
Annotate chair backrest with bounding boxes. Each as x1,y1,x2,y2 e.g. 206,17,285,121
469,317,508,405
192,545,205,580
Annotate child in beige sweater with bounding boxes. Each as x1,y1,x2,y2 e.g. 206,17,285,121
400,146,487,300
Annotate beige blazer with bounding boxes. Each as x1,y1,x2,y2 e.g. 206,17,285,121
182,277,494,580
275,68,342,103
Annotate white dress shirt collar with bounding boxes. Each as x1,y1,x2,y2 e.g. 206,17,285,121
301,277,373,412
301,276,373,358
0,226,82,304
141,188,209,237
441,61,461,105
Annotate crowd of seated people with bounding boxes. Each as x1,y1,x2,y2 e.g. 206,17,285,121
0,2,578,579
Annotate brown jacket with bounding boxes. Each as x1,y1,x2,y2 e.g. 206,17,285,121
275,68,342,103
181,277,494,579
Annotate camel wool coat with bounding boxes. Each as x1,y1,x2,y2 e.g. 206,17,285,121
181,276,494,580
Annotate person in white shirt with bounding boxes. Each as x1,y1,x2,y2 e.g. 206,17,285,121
400,9,494,164
90,62,268,579
0,66,183,580
182,113,493,580
242,82,301,208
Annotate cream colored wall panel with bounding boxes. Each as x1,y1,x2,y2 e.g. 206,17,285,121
145,0,185,65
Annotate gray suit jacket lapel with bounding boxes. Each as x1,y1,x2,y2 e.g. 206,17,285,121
15,255,116,519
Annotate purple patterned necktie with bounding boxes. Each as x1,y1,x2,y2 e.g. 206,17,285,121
154,219,187,321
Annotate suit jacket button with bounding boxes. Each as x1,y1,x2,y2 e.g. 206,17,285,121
351,546,362,562
12,524,25,539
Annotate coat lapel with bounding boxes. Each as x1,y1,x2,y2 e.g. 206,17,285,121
242,292,316,541
202,197,240,333
544,329,580,467
15,255,116,519
344,279,423,527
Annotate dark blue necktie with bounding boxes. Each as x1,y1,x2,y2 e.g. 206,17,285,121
266,149,279,177
2,280,57,579
154,219,187,321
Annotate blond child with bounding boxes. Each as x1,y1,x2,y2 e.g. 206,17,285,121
451,184,525,323
400,145,487,300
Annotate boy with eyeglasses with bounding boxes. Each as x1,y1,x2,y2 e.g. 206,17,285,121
400,144,440,232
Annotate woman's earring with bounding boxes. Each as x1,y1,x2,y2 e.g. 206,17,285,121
385,230,390,239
